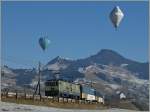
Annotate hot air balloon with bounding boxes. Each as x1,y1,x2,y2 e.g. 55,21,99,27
109,6,124,29
39,37,50,51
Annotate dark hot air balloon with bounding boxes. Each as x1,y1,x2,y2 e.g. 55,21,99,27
39,37,50,51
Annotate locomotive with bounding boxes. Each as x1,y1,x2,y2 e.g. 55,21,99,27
45,79,104,103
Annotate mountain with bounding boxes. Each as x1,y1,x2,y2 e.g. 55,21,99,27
2,49,149,90
45,56,74,71
1,49,149,110
44,49,148,80
78,49,148,79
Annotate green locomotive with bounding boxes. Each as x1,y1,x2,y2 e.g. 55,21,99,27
45,79,80,99
45,79,104,103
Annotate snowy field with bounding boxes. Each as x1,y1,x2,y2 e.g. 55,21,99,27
0,102,148,112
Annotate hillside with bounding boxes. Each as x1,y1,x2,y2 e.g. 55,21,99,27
1,49,149,110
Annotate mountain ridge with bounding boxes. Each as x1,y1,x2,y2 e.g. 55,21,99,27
45,49,148,79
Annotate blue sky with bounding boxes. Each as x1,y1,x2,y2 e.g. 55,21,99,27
2,1,149,68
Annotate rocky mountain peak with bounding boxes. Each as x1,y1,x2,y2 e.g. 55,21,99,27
97,49,123,58
47,56,73,65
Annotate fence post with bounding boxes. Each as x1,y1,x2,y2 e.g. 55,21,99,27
33,94,34,100
6,91,8,98
52,96,54,102
16,92,18,99
71,98,72,103
57,96,59,102
24,93,26,99
63,97,64,103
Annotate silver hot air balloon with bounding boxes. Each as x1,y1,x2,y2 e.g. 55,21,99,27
110,6,124,29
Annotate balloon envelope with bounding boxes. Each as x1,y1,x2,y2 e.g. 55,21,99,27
39,37,50,51
109,6,124,28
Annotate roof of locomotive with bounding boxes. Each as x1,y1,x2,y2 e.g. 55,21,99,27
45,79,80,85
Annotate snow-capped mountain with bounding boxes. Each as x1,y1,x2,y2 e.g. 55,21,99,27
1,49,149,110
43,49,148,80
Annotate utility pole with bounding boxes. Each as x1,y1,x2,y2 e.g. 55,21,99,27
38,62,41,97
34,62,41,100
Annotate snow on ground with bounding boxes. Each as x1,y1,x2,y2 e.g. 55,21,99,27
47,62,68,71
0,102,148,112
105,84,121,90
